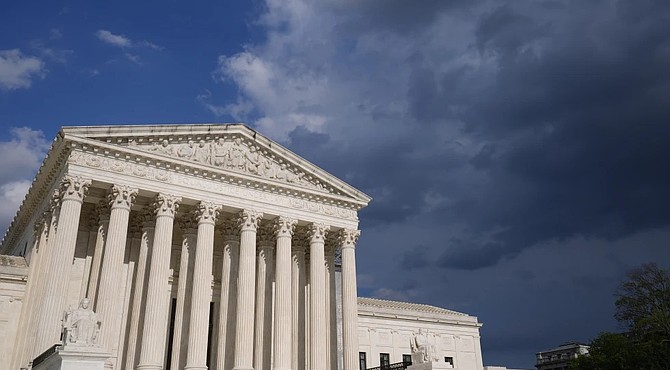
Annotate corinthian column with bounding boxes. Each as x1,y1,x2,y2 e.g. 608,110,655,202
217,219,240,370
324,240,338,370
291,230,307,370
339,229,361,370
308,223,330,370
97,185,138,365
185,202,221,370
170,214,198,370
254,222,274,370
34,175,91,355
233,209,262,370
137,194,181,370
273,216,296,370
88,200,110,305
124,209,155,370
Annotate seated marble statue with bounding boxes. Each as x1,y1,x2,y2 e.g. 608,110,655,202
410,329,438,363
63,298,101,346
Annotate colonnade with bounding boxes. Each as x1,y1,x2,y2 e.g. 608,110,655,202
18,174,361,370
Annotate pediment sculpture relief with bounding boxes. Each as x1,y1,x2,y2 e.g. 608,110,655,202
127,137,328,192
62,298,102,346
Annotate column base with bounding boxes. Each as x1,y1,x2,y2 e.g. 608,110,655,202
136,364,163,370
232,367,254,370
185,366,208,370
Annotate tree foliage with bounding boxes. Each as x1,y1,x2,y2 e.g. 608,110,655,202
570,263,670,370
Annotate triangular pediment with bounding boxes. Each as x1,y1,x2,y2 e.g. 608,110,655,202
61,124,371,206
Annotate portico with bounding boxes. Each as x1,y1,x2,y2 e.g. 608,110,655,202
3,124,370,370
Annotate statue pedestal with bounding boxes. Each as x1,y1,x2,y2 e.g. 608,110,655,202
32,344,111,370
408,362,454,370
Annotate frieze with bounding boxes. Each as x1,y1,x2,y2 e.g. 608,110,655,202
125,136,331,193
69,150,358,221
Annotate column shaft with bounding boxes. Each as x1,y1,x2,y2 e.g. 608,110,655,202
233,210,262,370
185,202,220,370
88,201,110,304
254,222,274,370
217,219,240,370
291,237,307,370
340,230,361,370
96,185,138,367
171,216,197,370
124,213,155,370
137,194,181,370
325,245,338,370
273,217,295,370
308,224,329,370
34,175,91,355
11,212,49,369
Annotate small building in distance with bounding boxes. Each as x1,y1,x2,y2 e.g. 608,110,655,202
535,342,589,370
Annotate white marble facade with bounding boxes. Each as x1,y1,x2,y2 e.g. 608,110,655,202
0,124,484,370
357,298,484,370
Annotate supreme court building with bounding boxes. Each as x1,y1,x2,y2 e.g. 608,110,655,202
0,124,484,370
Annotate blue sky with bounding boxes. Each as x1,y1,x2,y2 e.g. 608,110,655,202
2,1,670,368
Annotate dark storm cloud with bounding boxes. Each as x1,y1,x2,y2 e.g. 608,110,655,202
409,1,670,269
283,0,670,271
328,0,482,34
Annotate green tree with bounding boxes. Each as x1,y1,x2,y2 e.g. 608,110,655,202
570,263,670,370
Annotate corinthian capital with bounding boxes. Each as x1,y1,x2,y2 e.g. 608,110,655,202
108,184,139,210
60,175,91,202
220,218,240,242
274,216,297,239
338,229,360,249
195,201,221,225
153,193,181,218
237,209,263,232
307,223,330,243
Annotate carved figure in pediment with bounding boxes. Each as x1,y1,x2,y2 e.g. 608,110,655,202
63,298,101,346
257,154,275,177
229,138,247,169
213,138,231,166
178,140,196,159
244,146,261,173
193,140,211,164
148,139,175,156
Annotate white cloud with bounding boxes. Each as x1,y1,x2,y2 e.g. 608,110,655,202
0,127,50,183
0,180,31,233
95,30,163,51
0,127,50,235
31,40,73,64
0,49,46,90
96,30,132,48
